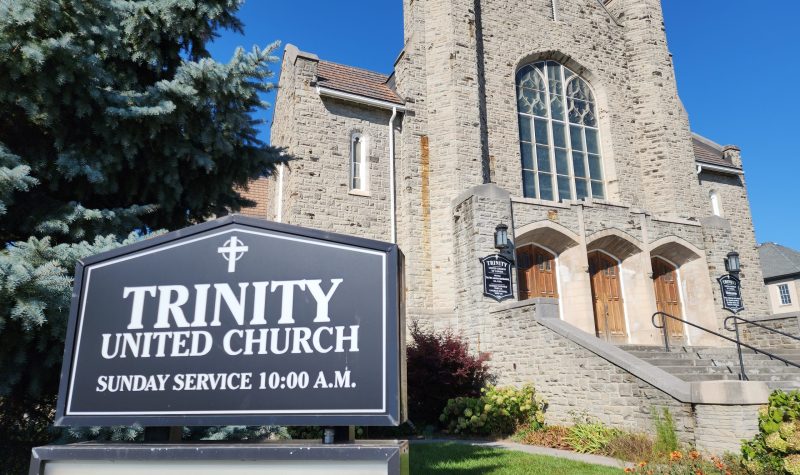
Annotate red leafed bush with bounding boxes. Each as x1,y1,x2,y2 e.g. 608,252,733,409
406,321,492,426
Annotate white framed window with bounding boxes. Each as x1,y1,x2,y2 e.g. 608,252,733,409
516,60,605,202
350,133,367,192
710,190,722,216
779,284,792,306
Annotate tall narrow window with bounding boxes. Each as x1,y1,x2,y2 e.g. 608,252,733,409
710,191,722,216
350,134,366,192
779,284,792,305
516,61,604,201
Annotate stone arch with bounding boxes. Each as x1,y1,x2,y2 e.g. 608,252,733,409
514,220,580,255
586,228,643,261
514,51,599,87
649,236,703,266
513,51,610,125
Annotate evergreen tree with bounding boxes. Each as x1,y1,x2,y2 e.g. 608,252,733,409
0,0,286,466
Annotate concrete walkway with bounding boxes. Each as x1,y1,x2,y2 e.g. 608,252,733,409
409,438,632,469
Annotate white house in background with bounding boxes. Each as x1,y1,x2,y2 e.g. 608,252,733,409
759,242,800,316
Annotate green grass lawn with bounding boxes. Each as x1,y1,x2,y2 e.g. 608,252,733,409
410,442,622,475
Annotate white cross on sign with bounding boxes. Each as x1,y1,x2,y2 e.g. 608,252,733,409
217,236,249,273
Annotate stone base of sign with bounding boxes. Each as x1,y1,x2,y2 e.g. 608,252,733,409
30,441,409,475
484,299,769,455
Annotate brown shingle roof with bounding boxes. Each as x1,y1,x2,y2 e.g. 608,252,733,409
317,61,403,105
692,134,740,169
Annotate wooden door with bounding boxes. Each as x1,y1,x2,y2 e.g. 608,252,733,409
588,251,627,341
651,257,684,339
517,245,558,300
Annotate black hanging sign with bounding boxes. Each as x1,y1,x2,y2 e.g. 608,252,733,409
718,274,744,314
480,254,514,302
55,215,405,427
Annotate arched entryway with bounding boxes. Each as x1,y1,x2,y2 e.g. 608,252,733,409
651,257,686,342
588,251,627,342
517,244,558,300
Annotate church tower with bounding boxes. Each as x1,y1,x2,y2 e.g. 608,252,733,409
612,0,704,218
263,0,770,358
256,0,787,452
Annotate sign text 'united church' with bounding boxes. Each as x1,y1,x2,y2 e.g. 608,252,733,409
55,216,405,427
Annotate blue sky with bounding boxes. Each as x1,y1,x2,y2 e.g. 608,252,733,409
209,1,800,249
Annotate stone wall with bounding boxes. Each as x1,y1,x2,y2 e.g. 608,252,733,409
701,214,771,333
693,404,760,455
740,315,800,351
613,0,705,219
511,199,580,236
648,217,705,252
267,45,305,222
698,169,771,323
451,185,514,346
485,300,767,454
490,301,696,441
582,202,644,243
393,10,436,322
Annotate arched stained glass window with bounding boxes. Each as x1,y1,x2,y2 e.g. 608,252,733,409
516,61,604,201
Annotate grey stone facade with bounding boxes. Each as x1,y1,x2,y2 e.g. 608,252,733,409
249,0,786,454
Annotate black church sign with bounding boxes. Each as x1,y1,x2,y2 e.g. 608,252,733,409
55,215,405,427
718,274,744,314
481,254,514,302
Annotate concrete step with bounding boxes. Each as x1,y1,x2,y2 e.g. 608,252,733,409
767,381,800,391
643,358,720,367
707,361,800,374
617,344,800,384
746,375,800,383
626,351,733,362
738,367,800,376
676,374,741,382
650,362,799,376
658,365,738,375
621,348,800,364
619,344,800,356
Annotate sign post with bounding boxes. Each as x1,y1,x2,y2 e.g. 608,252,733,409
34,216,408,474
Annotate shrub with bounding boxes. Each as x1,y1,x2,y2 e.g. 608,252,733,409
605,432,654,462
286,426,379,440
406,321,492,426
565,418,620,454
625,451,738,474
741,390,800,474
514,424,571,450
286,426,324,440
652,407,679,455
439,384,546,436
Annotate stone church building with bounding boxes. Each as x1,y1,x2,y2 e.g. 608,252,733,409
242,0,799,453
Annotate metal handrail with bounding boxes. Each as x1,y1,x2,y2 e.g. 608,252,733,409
724,315,800,378
651,311,800,381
